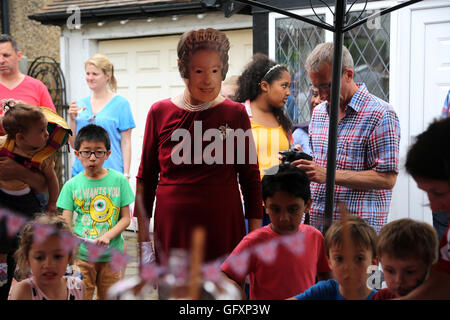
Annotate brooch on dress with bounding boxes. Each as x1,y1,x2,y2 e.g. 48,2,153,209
219,124,233,141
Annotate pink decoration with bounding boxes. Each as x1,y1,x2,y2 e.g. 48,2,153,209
254,240,279,265
202,261,221,282
281,232,305,256
33,223,55,244
111,250,131,273
227,250,250,278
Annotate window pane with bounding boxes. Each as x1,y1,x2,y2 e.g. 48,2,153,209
344,10,390,102
274,10,391,124
275,15,325,124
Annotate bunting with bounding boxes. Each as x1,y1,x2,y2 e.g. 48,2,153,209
0,208,306,286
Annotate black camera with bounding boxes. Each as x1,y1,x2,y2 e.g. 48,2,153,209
279,148,313,164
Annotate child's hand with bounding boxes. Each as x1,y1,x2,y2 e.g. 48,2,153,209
46,202,58,215
95,235,111,247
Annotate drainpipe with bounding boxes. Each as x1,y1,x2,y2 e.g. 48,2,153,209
1,0,10,34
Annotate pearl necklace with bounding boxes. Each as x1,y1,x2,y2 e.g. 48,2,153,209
181,93,215,112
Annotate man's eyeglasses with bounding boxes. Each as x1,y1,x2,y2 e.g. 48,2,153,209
78,150,107,158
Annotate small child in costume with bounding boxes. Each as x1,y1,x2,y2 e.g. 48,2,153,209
0,102,60,213
9,215,84,300
0,102,70,297
373,218,439,299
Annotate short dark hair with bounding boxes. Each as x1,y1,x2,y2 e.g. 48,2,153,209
261,164,311,203
405,117,450,183
0,34,19,52
74,124,110,151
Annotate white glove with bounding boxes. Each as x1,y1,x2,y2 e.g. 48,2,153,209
139,241,156,266
0,263,7,287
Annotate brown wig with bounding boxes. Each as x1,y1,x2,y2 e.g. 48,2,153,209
177,28,230,81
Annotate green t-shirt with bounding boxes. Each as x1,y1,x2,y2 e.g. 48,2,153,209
57,169,135,262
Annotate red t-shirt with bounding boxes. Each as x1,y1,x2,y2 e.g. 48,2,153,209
372,288,396,300
0,75,55,135
221,224,331,300
433,223,450,275
0,75,55,113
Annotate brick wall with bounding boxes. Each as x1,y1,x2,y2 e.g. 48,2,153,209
8,0,61,62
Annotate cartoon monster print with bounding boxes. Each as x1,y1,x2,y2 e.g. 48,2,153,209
75,194,119,236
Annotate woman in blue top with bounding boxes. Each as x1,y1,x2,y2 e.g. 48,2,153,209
68,54,135,178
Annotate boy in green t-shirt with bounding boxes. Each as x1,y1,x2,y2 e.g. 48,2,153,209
57,124,134,300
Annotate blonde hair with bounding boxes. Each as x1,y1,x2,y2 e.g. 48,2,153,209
2,102,45,138
177,28,230,81
377,218,439,265
324,215,377,259
85,53,117,92
14,215,76,273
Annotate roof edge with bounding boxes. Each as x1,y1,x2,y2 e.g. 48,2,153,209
29,2,237,26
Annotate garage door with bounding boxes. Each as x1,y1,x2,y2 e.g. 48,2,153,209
98,28,253,195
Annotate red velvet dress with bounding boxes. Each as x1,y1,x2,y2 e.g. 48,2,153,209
137,98,262,264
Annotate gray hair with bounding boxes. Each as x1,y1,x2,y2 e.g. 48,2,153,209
0,34,19,52
305,42,354,73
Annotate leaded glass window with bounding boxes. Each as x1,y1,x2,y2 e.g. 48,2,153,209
275,15,325,124
274,6,391,124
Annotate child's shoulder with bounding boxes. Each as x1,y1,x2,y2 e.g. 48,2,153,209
298,224,324,237
9,278,33,300
239,225,273,245
246,224,273,238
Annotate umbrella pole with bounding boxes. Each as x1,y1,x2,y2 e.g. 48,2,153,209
323,0,347,235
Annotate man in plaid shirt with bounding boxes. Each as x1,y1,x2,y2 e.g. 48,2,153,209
293,43,400,232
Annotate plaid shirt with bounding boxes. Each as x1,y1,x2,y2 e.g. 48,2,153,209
308,83,400,232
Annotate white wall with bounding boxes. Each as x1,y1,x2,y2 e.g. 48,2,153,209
390,0,450,224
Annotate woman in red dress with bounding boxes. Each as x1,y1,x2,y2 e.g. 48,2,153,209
135,28,263,265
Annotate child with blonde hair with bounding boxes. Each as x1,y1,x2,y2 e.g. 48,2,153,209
290,215,378,300
373,218,439,299
9,215,84,300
